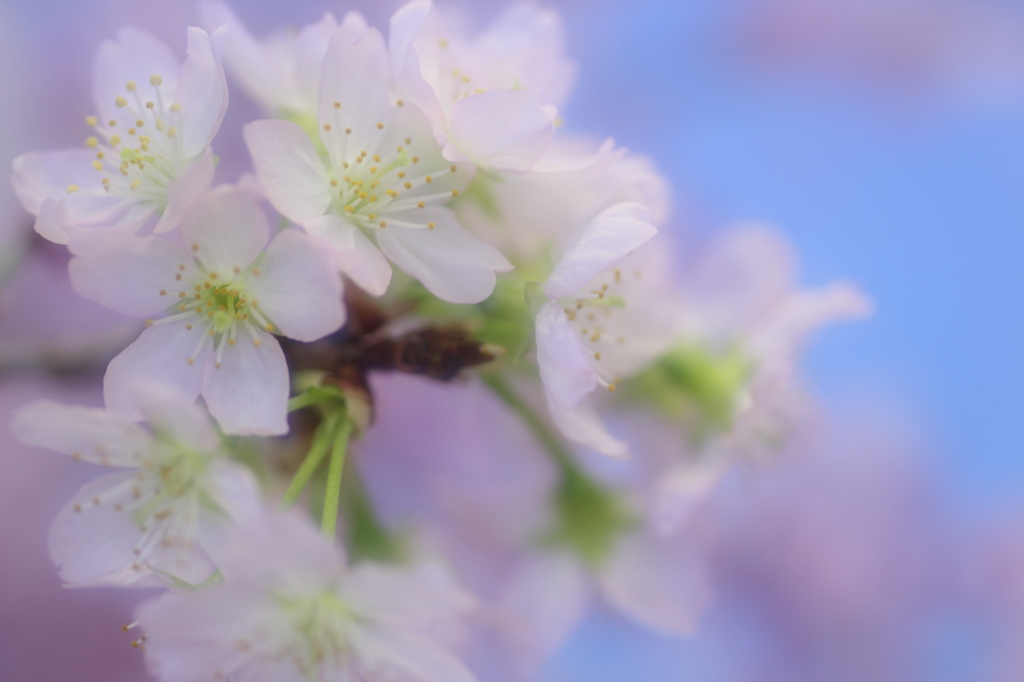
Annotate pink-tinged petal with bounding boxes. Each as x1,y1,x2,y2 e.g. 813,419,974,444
535,303,597,409
318,26,391,162
10,401,151,467
375,208,511,304
202,328,288,436
131,382,219,452
243,119,331,224
247,229,345,341
179,184,269,275
305,214,392,296
207,512,343,590
145,537,217,587
748,282,873,366
69,234,188,317
93,27,180,128
105,322,209,420
444,90,556,172
12,150,152,241
546,202,657,300
649,462,728,537
49,471,150,587
153,147,217,234
389,0,447,143
349,626,478,682
545,390,628,458
175,27,229,159
598,529,713,636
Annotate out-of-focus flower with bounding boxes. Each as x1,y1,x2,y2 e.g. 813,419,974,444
10,382,263,588
244,23,512,303
136,510,477,682
69,185,344,435
535,202,659,457
622,225,871,535
12,27,228,245
199,1,367,120
389,0,570,172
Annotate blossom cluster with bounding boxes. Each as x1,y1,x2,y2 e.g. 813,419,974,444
7,2,869,680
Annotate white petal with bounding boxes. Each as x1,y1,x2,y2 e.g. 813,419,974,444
175,27,229,159
12,150,151,239
444,90,556,172
350,626,478,682
132,382,219,452
650,462,728,537
93,27,181,128
375,207,511,304
546,202,657,300
10,400,151,466
389,0,447,143
202,328,288,436
535,302,597,409
318,25,390,162
179,184,269,275
341,562,473,632
305,214,393,296
68,234,189,317
153,147,217,234
247,229,345,341
243,119,331,224
105,321,210,420
49,471,148,587
598,530,713,636
545,390,628,458
201,460,265,523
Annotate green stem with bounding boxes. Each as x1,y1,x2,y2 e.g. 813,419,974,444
279,412,339,508
481,373,578,474
321,418,353,538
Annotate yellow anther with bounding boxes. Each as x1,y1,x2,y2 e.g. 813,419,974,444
417,201,425,209
379,221,387,228
253,338,262,347
135,119,144,127
110,135,121,146
131,179,140,189
607,383,617,393
425,175,433,183
359,191,368,199
92,161,104,170
323,123,332,131
411,156,419,164
333,101,342,109
85,116,97,126
146,101,154,109
461,75,471,83
451,190,459,197
109,119,117,126
186,358,195,365
373,155,381,162
126,81,137,92
405,137,412,144
370,167,378,174
594,352,602,360
397,171,406,178
127,128,136,135
345,128,352,135
404,182,412,189
344,205,354,213
330,179,338,187
450,165,457,173
397,99,404,106
376,122,384,130
170,103,182,112
145,319,154,327
167,127,176,138
369,195,377,202
66,184,79,194
228,338,236,346
439,38,449,48
96,151,105,159
115,96,128,108
85,136,98,148
156,120,165,131
427,221,436,229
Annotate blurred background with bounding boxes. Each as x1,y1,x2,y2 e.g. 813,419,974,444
2,0,1023,680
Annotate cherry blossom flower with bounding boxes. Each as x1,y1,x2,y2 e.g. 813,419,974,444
69,185,345,435
390,0,571,171
11,27,228,245
535,201,661,457
9,382,262,588
199,1,366,119
136,511,477,682
244,23,511,303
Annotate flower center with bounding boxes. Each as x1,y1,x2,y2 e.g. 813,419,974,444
265,591,354,675
559,266,633,391
317,104,461,231
70,76,186,206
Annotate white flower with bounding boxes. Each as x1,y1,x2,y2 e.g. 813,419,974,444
11,27,228,245
389,0,571,171
244,23,512,303
199,1,366,118
136,511,477,682
69,185,345,436
535,202,660,457
9,382,262,588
